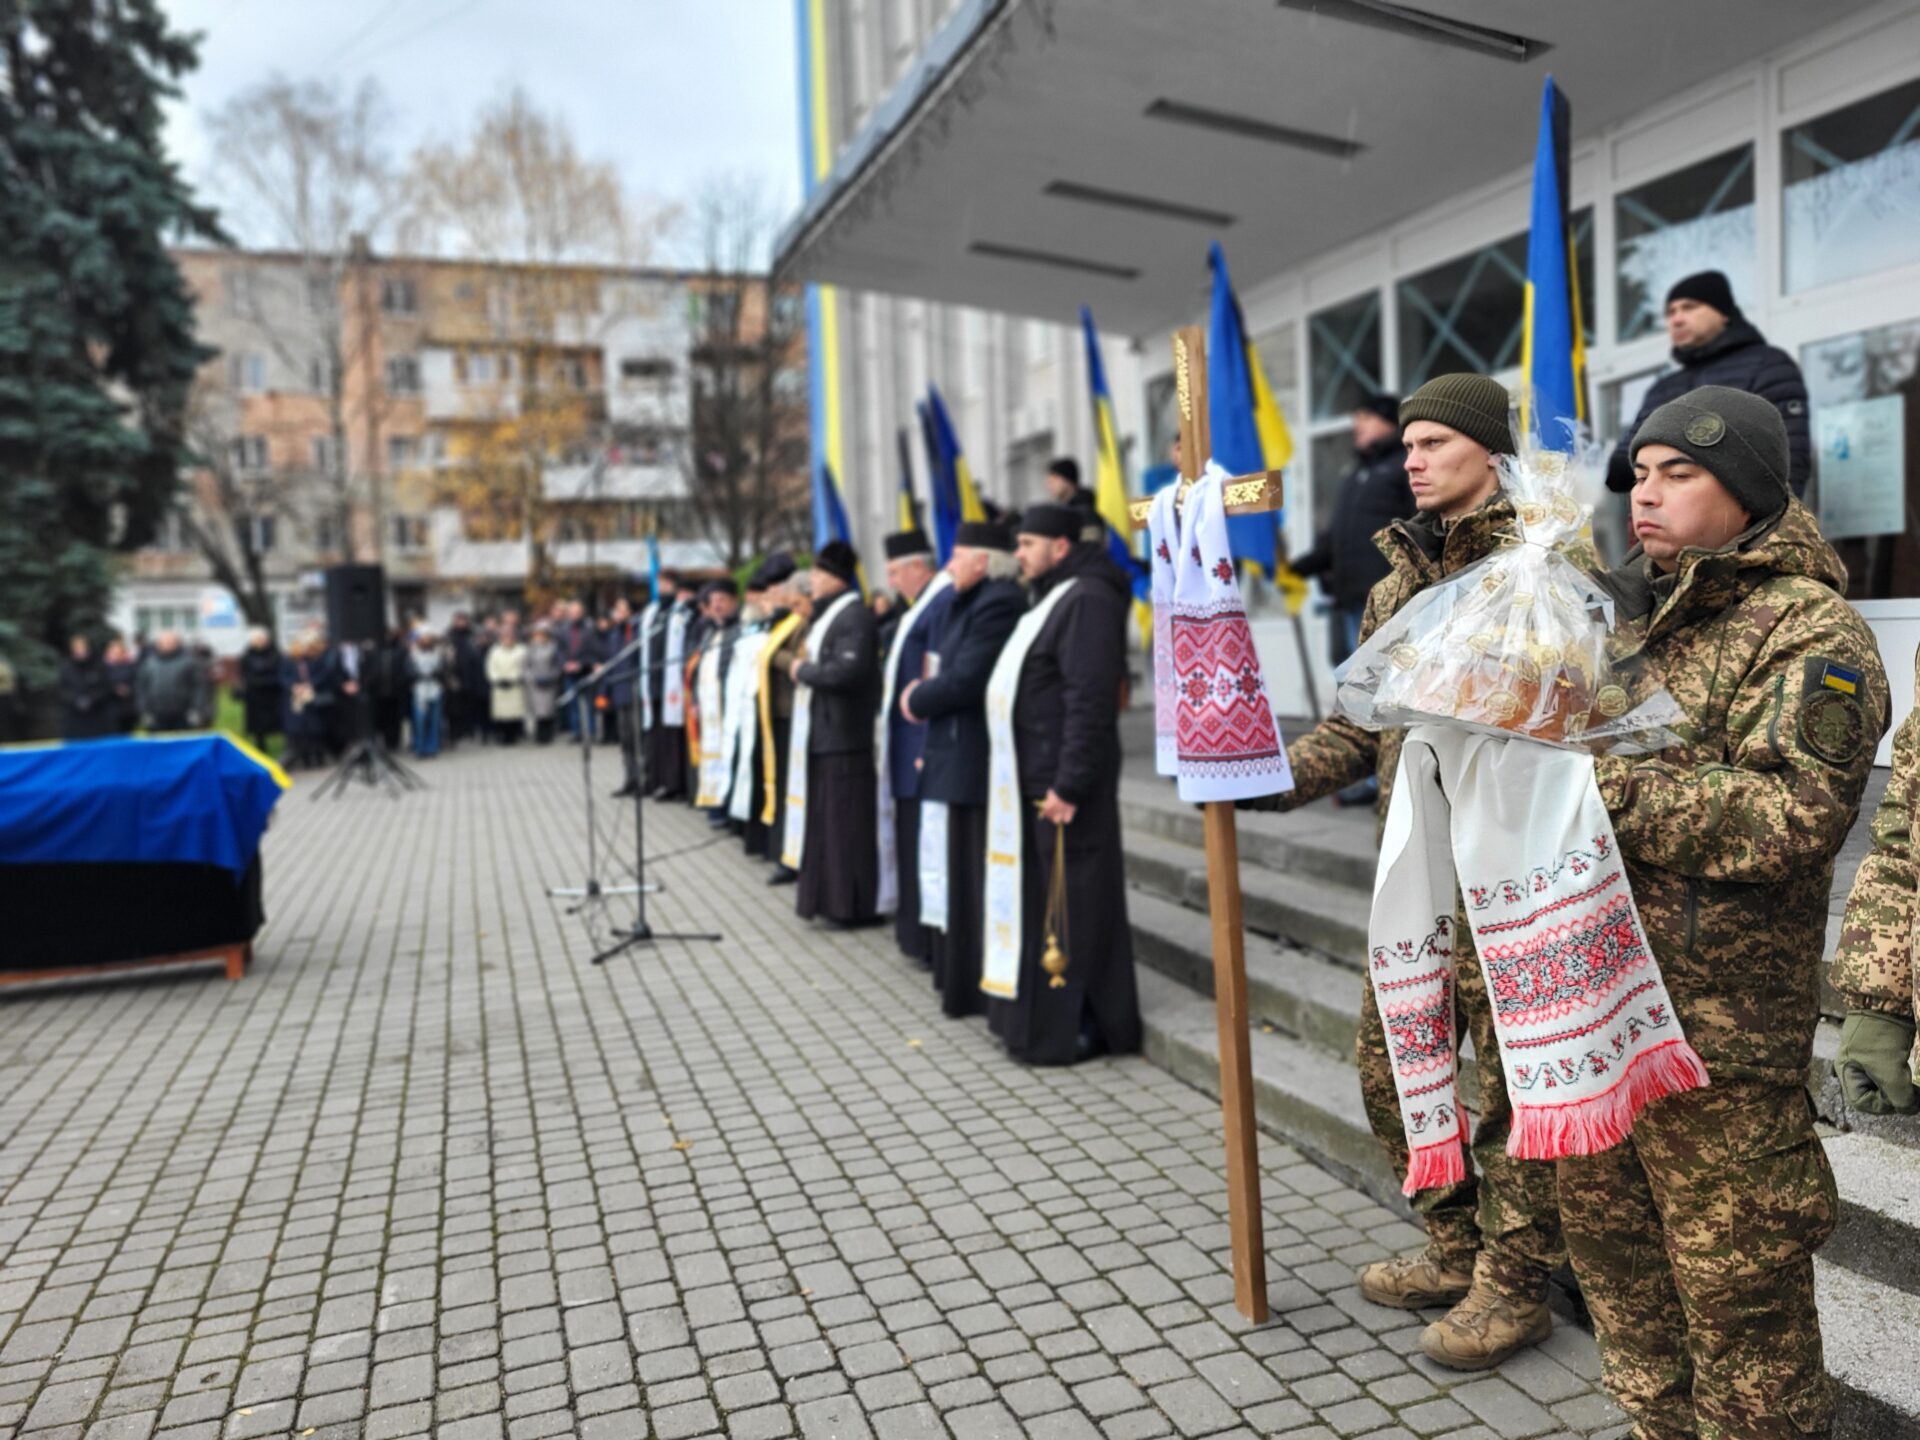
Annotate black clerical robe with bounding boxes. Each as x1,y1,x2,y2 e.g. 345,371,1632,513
987,547,1141,1064
792,593,881,923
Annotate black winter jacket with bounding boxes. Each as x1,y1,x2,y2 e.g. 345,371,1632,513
1012,544,1128,812
794,594,880,755
1606,318,1812,496
59,656,116,738
907,577,1024,807
1293,436,1415,609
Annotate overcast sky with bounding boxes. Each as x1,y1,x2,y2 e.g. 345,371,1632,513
160,0,800,264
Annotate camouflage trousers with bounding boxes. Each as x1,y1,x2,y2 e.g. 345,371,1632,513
1356,933,1565,1300
1557,1081,1837,1440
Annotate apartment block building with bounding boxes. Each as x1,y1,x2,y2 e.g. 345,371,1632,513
120,245,805,652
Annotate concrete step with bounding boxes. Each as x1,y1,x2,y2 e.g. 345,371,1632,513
1133,966,1920,1437
1124,829,1372,972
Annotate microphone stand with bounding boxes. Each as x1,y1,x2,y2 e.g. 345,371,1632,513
591,667,720,964
547,640,648,911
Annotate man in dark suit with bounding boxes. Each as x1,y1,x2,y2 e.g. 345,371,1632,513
878,527,955,964
900,521,1024,1015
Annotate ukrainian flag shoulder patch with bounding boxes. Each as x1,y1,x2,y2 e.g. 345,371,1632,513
1819,661,1861,695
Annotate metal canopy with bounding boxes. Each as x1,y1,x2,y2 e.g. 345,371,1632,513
773,0,1874,335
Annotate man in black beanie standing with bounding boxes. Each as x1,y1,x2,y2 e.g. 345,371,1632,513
1606,269,1811,497
1293,391,1412,673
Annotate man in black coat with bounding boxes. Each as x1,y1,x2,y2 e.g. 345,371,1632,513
990,504,1141,1064
878,529,955,964
1294,392,1412,668
789,540,882,925
58,635,116,740
900,521,1024,1015
1606,270,1811,497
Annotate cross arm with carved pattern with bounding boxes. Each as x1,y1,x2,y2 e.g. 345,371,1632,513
1126,325,1284,531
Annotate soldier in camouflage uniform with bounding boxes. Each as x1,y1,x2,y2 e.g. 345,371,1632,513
1829,642,1920,1116
1565,386,1890,1439
1253,373,1566,1370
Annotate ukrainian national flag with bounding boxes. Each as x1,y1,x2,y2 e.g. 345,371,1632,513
926,385,986,561
646,515,661,603
895,427,922,533
1205,243,1307,613
1522,75,1588,450
1081,306,1152,646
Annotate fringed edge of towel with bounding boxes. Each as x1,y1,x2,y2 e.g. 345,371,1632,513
1402,1139,1468,1197
1506,1038,1710,1162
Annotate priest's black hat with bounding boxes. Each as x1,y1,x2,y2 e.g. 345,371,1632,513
698,578,738,603
954,520,1013,552
814,540,859,585
1016,503,1080,541
883,529,934,561
750,552,795,590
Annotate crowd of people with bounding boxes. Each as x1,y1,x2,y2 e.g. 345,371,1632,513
567,491,1142,1070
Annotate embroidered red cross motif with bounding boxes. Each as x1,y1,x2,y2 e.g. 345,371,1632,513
1156,539,1171,565
1212,558,1233,584
1189,544,1202,566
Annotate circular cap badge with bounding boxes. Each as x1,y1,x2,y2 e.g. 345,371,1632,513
1684,412,1726,446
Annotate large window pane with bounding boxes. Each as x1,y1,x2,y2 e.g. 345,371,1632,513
1308,430,1355,539
1615,145,1756,342
1801,321,1920,600
1396,233,1527,389
1783,76,1920,294
1309,293,1383,422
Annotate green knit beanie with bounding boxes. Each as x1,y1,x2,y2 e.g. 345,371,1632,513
1398,373,1515,458
1629,385,1789,522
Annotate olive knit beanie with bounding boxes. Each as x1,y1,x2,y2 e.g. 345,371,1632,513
1629,385,1789,522
1398,373,1515,458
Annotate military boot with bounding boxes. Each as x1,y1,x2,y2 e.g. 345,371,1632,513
1355,1250,1474,1311
1417,1258,1552,1371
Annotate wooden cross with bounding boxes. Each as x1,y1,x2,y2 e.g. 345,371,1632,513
1131,325,1284,1324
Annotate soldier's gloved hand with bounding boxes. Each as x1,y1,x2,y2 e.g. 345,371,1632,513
1835,1010,1920,1116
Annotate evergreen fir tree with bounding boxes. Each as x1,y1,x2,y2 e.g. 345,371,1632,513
0,0,221,690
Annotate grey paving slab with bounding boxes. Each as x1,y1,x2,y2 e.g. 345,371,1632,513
0,746,1627,1438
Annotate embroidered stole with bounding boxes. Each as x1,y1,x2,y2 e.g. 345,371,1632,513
781,592,858,871
875,571,954,917
758,612,804,826
725,624,773,823
662,607,690,726
1370,726,1709,1193
636,600,661,730
980,578,1077,1000
694,642,727,806
918,799,949,931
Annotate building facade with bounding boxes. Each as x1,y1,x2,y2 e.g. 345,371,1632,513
781,0,1920,758
120,248,805,652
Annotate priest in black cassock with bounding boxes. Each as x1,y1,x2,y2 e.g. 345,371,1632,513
647,577,699,800
990,503,1141,1064
789,541,881,925
900,520,1023,1015
878,527,954,964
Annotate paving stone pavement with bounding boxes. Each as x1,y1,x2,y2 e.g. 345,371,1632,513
0,745,1631,1440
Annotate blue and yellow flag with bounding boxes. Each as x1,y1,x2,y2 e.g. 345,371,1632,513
1205,243,1306,612
646,513,661,603
1522,75,1587,450
1081,306,1152,646
895,427,922,534
926,385,986,560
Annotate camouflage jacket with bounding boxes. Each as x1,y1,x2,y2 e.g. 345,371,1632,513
1280,494,1526,826
1593,499,1890,1084
1830,643,1919,1034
